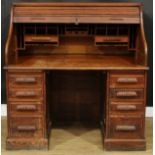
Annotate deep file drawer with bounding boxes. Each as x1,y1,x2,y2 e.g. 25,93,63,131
9,116,45,138
107,115,144,139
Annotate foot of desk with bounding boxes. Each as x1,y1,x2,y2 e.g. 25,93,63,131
6,137,49,150
104,138,146,150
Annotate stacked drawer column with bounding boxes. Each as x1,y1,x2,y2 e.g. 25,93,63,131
6,70,48,149
104,70,147,150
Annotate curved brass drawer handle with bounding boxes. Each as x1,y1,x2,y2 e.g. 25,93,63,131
17,125,36,131
15,91,37,97
117,78,138,83
15,77,36,83
16,105,37,111
116,91,137,97
116,105,137,111
116,125,136,131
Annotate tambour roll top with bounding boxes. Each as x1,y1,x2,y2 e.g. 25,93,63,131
13,3,141,24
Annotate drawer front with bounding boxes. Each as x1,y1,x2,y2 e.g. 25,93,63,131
109,101,144,114
8,73,44,88
8,89,43,101
109,74,145,88
9,117,44,138
95,36,129,43
9,101,43,115
110,89,144,101
108,116,144,139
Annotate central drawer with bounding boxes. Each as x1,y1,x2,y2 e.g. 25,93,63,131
9,116,44,138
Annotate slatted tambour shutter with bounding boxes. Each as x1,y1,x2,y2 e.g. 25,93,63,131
13,4,140,24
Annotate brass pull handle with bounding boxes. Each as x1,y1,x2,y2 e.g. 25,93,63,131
30,38,52,42
117,78,138,83
15,91,37,97
16,105,37,111
104,39,121,42
116,105,137,111
116,125,136,131
15,77,36,83
109,18,124,21
116,91,137,97
17,125,36,131
30,17,45,20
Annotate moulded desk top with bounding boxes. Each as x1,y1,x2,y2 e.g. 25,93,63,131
4,55,148,70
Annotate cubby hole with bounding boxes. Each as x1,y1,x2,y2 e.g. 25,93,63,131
64,24,89,36
94,24,138,49
129,25,138,49
16,23,138,51
24,24,36,35
95,24,129,36
16,24,25,49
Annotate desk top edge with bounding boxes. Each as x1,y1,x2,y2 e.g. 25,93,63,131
12,2,143,7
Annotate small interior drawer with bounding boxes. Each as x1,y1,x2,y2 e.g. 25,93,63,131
109,88,144,101
24,35,59,45
108,116,144,139
8,89,43,101
8,72,44,88
9,116,44,138
109,101,144,114
9,101,43,115
109,73,145,88
95,36,129,43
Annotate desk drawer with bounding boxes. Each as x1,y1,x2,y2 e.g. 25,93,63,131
8,89,43,101
8,72,44,88
109,74,145,88
108,116,144,139
10,101,43,115
9,116,44,138
110,89,144,101
109,101,144,114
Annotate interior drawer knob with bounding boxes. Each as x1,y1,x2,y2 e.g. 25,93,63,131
116,91,137,97
115,125,136,131
17,125,36,131
15,91,37,97
15,77,36,83
116,105,137,111
117,78,138,83
16,105,37,111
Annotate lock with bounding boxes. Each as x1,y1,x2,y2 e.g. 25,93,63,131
75,17,79,25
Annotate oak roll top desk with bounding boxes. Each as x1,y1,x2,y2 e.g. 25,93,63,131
4,2,148,150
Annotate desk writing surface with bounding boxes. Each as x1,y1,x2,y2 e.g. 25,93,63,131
5,55,148,70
